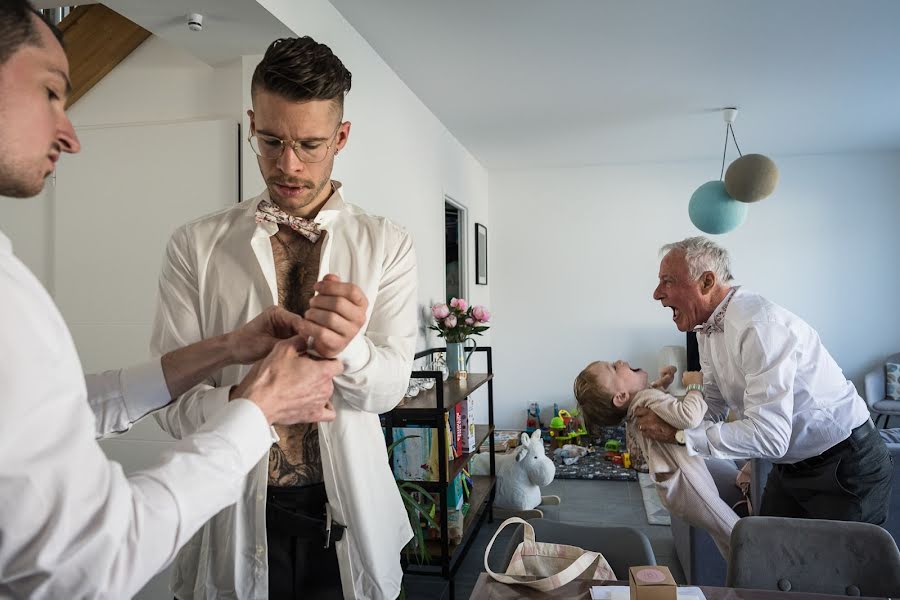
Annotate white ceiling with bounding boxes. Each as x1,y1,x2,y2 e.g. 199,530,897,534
80,0,292,67
328,0,900,169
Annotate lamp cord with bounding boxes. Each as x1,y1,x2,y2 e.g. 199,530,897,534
730,124,743,158
720,123,744,180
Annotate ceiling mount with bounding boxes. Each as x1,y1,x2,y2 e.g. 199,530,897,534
722,107,739,124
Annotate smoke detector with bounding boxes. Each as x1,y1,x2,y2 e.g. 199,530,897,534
187,13,203,31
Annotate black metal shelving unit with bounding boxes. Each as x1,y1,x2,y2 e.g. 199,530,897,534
382,346,495,600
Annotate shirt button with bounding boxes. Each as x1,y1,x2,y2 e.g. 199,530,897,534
257,494,263,502
256,545,264,555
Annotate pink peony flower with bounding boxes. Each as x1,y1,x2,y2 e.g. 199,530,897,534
444,315,458,329
465,317,475,325
432,303,450,319
450,297,468,311
472,305,491,323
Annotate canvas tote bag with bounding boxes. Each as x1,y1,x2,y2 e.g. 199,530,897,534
484,517,617,591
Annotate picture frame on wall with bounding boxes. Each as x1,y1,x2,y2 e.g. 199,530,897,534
475,223,488,285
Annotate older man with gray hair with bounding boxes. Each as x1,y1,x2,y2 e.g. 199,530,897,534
637,236,891,524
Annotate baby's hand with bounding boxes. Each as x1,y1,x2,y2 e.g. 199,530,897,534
682,371,703,386
651,365,677,390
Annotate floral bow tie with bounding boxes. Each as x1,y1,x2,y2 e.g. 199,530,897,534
255,200,322,243
696,320,724,336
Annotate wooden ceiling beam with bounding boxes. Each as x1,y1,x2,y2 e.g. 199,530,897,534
59,4,151,107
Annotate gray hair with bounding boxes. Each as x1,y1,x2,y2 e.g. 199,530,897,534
660,236,734,283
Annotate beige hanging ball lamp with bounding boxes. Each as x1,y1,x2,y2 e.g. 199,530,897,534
722,109,779,203
725,153,779,203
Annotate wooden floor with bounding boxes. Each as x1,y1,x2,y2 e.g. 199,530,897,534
403,477,686,599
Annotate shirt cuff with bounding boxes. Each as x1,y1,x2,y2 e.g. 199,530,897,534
684,423,712,457
201,398,273,469
121,359,173,423
339,335,371,374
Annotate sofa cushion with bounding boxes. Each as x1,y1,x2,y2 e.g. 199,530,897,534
887,356,900,401
881,428,900,445
874,399,900,415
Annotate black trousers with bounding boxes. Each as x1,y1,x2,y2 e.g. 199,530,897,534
266,484,343,600
760,419,893,524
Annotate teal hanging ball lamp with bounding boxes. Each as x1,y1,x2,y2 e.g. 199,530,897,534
688,180,748,234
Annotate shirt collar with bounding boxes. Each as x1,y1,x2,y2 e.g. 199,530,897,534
695,285,740,335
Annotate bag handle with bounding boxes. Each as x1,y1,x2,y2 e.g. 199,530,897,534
484,517,602,592
484,517,531,573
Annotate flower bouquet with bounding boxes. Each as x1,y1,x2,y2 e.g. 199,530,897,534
429,298,491,378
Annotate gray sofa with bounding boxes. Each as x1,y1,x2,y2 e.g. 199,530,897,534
671,430,900,586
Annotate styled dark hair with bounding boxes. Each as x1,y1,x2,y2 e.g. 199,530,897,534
251,36,351,111
0,0,63,66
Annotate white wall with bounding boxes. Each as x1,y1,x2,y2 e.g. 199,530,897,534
489,152,900,429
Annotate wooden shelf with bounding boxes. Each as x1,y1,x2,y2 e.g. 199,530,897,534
387,346,494,593
392,373,493,417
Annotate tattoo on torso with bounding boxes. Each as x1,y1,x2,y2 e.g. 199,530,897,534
268,227,325,487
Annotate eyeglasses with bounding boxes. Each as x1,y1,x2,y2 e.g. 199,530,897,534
248,124,341,163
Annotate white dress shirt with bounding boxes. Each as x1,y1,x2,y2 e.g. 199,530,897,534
0,229,273,599
151,183,416,600
684,287,870,463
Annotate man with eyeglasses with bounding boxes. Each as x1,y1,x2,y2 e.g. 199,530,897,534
151,37,418,599
0,3,344,598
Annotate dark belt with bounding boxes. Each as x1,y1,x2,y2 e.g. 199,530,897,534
267,485,345,548
848,418,876,443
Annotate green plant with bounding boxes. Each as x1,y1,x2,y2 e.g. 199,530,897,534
386,435,440,565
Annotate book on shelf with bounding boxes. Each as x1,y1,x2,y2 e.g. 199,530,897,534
464,396,477,452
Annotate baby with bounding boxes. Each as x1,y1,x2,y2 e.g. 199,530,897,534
574,360,739,558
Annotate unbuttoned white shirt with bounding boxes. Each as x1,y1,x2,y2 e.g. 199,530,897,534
151,183,416,600
684,287,870,463
0,229,273,599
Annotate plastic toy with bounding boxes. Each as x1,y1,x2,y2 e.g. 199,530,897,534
548,416,567,448
547,407,589,448
604,439,622,452
525,402,544,434
553,444,588,466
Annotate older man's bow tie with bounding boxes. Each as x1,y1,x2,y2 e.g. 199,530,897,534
696,321,724,336
255,200,322,243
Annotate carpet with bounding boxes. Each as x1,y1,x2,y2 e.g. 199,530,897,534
548,425,637,482
638,472,671,525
